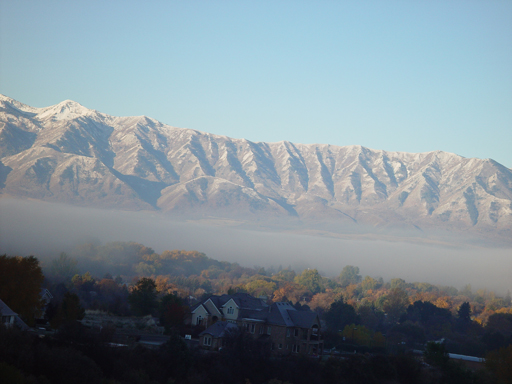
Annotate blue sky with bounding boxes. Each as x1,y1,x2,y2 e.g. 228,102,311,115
1,0,511,167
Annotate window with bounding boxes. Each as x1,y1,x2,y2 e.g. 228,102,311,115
259,326,264,334
250,324,255,334
278,343,283,349
287,329,291,337
267,326,271,335
196,315,203,325
294,329,299,337
292,344,300,353
227,306,234,315
203,336,212,346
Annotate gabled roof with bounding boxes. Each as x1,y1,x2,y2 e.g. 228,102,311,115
191,293,268,315
199,321,238,338
0,299,17,317
191,303,210,314
40,288,53,300
288,310,319,328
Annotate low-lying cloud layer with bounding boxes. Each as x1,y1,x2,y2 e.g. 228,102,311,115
1,198,510,294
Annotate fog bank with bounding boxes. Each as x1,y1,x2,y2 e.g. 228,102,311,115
1,198,511,294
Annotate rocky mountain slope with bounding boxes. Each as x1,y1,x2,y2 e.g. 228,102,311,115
1,94,511,241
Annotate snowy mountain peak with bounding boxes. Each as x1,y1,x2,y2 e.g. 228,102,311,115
0,94,41,115
1,94,511,243
36,99,94,121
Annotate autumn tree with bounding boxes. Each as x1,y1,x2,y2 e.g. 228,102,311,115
339,265,361,288
361,276,379,292
294,268,323,294
0,255,44,323
383,288,409,324
71,272,95,292
128,277,157,316
390,278,407,290
274,269,296,282
245,279,277,298
272,282,309,303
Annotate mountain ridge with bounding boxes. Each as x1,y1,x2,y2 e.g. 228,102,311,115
1,94,511,243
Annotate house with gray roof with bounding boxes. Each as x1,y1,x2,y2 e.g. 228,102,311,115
190,292,268,328
192,294,323,356
240,302,323,356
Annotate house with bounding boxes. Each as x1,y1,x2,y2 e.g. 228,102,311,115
190,292,268,327
0,299,17,328
199,321,238,351
191,294,323,356
38,288,54,320
240,302,323,356
0,299,29,330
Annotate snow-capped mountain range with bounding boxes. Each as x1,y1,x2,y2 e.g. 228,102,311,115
1,94,511,242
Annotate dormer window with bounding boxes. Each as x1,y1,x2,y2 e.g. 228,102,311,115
196,315,203,325
227,306,234,315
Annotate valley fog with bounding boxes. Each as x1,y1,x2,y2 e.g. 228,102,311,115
1,198,511,294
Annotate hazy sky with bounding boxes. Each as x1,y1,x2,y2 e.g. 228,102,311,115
1,1,511,167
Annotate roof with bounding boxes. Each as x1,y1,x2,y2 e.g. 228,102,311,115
191,293,268,314
0,299,17,317
199,321,238,338
242,302,319,329
288,310,319,328
190,293,319,329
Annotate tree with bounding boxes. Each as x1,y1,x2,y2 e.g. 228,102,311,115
361,276,378,292
324,298,360,332
390,278,407,290
383,288,409,324
50,292,85,329
424,341,450,369
160,293,187,331
128,277,157,316
274,269,296,282
294,269,323,294
456,302,471,331
339,266,361,288
50,252,78,281
71,272,95,292
0,255,45,323
245,279,277,298
486,345,512,384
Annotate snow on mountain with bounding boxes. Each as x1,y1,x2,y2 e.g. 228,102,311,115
1,94,511,242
